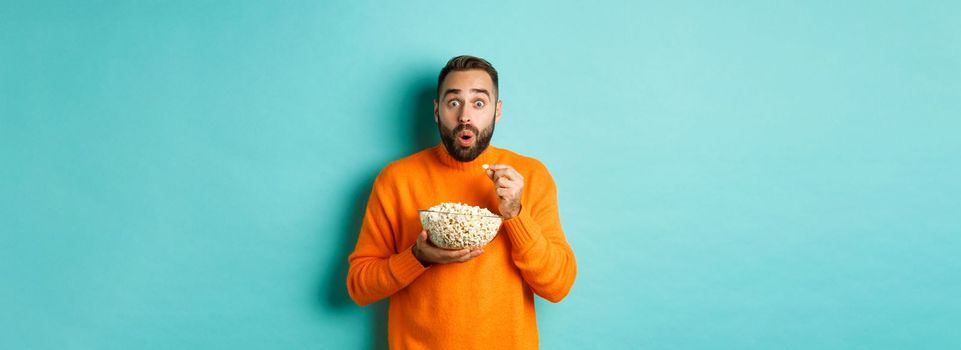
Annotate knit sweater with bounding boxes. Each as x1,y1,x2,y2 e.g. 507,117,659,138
346,143,577,349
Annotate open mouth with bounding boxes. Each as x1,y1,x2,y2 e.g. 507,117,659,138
457,131,475,146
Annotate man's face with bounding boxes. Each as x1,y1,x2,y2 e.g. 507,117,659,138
434,70,502,162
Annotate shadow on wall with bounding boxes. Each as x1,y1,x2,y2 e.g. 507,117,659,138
409,78,439,152
319,71,437,350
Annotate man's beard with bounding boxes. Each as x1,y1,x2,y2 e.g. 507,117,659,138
438,121,495,162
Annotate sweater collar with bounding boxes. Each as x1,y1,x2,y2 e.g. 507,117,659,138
434,143,499,171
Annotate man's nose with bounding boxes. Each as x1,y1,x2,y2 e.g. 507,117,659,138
458,108,472,124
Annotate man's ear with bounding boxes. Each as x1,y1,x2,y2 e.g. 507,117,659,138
495,99,503,123
433,99,439,123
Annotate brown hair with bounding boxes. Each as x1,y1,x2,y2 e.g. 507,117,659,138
437,55,499,99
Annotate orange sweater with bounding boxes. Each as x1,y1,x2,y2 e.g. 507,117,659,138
346,143,577,349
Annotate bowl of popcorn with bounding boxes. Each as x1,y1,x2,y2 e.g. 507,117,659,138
419,202,503,249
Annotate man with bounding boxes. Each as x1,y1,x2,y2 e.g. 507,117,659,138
346,55,577,349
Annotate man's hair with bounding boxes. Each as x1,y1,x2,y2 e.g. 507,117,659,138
437,55,499,99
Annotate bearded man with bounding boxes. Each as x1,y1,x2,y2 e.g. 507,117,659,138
346,55,577,350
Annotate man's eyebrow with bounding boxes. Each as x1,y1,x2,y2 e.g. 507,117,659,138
442,89,461,98
470,89,491,98
442,88,492,99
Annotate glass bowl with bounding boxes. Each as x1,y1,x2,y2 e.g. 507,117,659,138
418,209,502,249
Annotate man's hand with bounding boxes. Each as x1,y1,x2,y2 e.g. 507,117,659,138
411,230,484,267
485,164,523,219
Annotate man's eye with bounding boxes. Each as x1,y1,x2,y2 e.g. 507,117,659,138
474,101,485,108
448,100,460,107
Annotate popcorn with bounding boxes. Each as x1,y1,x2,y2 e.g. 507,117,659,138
419,202,502,249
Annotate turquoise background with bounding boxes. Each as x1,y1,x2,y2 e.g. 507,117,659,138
2,1,960,349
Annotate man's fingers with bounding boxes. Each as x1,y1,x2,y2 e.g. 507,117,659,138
434,248,470,260
456,249,484,262
495,177,512,188
433,246,481,262
490,169,516,182
509,168,523,182
504,168,523,183
488,164,522,179
419,230,440,248
487,169,511,182
419,242,484,263
486,164,518,181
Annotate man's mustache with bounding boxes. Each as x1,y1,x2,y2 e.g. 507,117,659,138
452,124,479,135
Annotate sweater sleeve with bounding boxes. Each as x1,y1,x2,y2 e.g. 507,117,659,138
501,164,577,302
346,170,428,306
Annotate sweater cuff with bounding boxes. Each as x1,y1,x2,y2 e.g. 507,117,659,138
389,246,428,285
502,208,542,253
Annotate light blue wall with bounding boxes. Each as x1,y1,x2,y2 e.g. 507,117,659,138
2,1,959,349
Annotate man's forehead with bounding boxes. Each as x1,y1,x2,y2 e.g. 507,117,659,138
441,70,495,90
